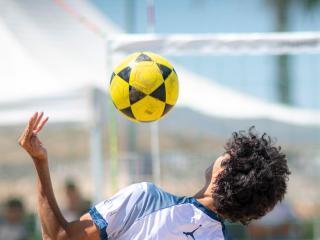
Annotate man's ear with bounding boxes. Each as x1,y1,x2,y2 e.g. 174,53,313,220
212,167,224,179
211,154,229,179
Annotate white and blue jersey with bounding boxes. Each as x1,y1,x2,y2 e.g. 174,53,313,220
89,182,227,240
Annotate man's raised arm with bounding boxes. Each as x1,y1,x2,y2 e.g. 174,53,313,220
18,112,99,240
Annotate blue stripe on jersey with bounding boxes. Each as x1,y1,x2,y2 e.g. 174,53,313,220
188,197,223,222
89,207,108,240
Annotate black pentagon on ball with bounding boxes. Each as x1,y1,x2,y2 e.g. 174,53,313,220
150,83,166,102
135,53,152,62
110,72,115,85
162,104,174,116
173,68,177,75
129,86,146,104
120,106,135,119
157,63,172,80
117,66,131,83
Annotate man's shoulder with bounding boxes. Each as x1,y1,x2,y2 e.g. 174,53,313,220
130,182,181,201
123,182,164,201
125,182,157,195
124,182,186,213
127,182,168,196
130,181,156,190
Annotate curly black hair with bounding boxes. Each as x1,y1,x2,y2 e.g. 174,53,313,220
213,127,290,225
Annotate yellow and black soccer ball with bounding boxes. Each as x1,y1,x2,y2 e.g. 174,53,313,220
109,52,179,122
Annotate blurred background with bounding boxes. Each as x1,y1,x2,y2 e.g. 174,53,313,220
0,0,320,239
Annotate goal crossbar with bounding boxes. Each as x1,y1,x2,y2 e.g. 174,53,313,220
108,32,320,55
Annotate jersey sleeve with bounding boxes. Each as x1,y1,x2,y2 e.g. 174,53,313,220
89,183,147,240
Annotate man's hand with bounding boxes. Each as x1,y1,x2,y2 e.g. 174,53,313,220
18,112,49,162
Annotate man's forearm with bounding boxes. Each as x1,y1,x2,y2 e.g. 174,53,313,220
40,222,53,240
34,157,68,239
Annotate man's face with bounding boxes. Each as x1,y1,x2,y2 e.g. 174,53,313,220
66,188,82,209
205,154,230,183
5,206,24,224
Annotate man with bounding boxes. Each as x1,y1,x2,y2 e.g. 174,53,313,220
0,198,28,240
62,180,91,222
18,112,290,240
247,202,297,239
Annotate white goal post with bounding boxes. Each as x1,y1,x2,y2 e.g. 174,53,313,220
108,32,320,56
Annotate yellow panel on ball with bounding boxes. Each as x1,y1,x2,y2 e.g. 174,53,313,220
131,96,166,122
113,52,140,74
110,75,130,110
165,70,179,105
129,61,164,95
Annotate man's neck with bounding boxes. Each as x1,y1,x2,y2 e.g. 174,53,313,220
193,184,216,213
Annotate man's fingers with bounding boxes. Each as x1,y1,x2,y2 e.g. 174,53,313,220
26,112,38,139
34,116,49,134
19,112,37,144
33,112,44,131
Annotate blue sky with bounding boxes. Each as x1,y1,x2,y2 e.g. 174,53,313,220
92,0,320,109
